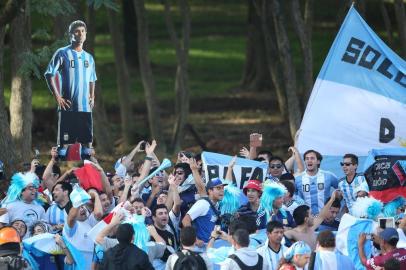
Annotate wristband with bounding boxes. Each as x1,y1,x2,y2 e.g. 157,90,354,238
145,156,153,161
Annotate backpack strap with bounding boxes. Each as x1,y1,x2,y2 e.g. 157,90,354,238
228,254,263,270
200,197,221,221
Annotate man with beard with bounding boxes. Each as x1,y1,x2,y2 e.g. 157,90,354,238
45,182,72,232
182,178,226,245
295,150,338,215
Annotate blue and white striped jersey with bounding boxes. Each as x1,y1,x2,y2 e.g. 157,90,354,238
295,170,338,215
45,202,68,226
338,173,369,210
45,45,97,112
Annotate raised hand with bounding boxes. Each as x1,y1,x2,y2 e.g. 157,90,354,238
239,147,249,158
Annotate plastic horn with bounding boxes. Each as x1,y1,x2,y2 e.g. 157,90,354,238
138,158,172,186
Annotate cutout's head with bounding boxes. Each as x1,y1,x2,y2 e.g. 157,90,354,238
68,20,87,44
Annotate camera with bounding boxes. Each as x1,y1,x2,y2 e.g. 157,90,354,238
140,142,146,151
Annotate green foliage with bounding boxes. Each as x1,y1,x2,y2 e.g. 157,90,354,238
87,0,119,11
19,39,66,79
30,0,75,16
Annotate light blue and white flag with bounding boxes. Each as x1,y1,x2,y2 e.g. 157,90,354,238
201,151,268,189
336,213,377,270
297,6,406,177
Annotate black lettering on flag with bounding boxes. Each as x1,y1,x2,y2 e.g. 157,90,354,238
342,37,365,64
394,71,406,88
379,118,395,143
207,165,219,180
358,45,381,69
240,167,253,189
377,58,394,79
250,167,264,182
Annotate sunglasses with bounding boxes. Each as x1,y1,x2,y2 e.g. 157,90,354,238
270,164,283,169
175,170,185,175
340,162,352,166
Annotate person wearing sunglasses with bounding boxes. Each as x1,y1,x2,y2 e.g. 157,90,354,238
338,153,369,213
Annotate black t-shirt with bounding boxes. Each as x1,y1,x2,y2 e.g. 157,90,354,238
153,225,176,261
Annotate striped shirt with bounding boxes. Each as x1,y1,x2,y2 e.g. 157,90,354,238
45,45,97,112
257,240,287,270
295,170,338,215
338,173,369,210
45,202,70,226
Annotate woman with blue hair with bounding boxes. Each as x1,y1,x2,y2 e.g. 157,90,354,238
279,241,312,270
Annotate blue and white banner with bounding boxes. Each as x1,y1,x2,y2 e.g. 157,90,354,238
201,151,268,189
297,6,406,177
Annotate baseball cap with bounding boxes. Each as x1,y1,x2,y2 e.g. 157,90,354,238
379,227,399,242
243,180,262,195
206,178,227,190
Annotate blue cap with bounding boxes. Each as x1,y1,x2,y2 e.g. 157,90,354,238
379,227,399,242
206,178,227,190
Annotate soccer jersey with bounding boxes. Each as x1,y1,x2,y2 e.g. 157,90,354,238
45,201,71,226
257,240,287,270
295,170,338,215
338,173,369,210
45,45,97,112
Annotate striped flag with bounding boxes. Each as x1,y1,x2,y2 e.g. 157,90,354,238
336,213,377,270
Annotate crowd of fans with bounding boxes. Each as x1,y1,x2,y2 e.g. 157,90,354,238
0,134,404,270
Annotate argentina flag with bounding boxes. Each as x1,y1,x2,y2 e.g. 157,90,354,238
336,213,377,270
297,6,406,177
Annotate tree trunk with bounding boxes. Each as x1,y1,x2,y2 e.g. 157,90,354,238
394,0,406,58
0,27,19,177
107,8,135,146
0,0,25,27
162,0,190,153
290,0,313,105
133,0,165,150
304,0,313,38
53,0,83,39
379,0,393,45
86,6,113,154
253,0,287,119
240,0,269,92
269,0,301,139
123,0,139,68
9,1,32,161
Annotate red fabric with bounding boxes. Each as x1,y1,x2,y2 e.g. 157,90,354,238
369,186,406,203
366,248,406,270
66,143,82,161
73,163,103,192
279,263,296,270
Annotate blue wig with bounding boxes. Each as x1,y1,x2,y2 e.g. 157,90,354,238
383,197,405,218
351,197,383,220
3,172,40,204
220,180,241,215
259,180,287,220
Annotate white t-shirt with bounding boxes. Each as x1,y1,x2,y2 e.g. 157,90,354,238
63,217,95,270
5,200,46,228
187,199,211,220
